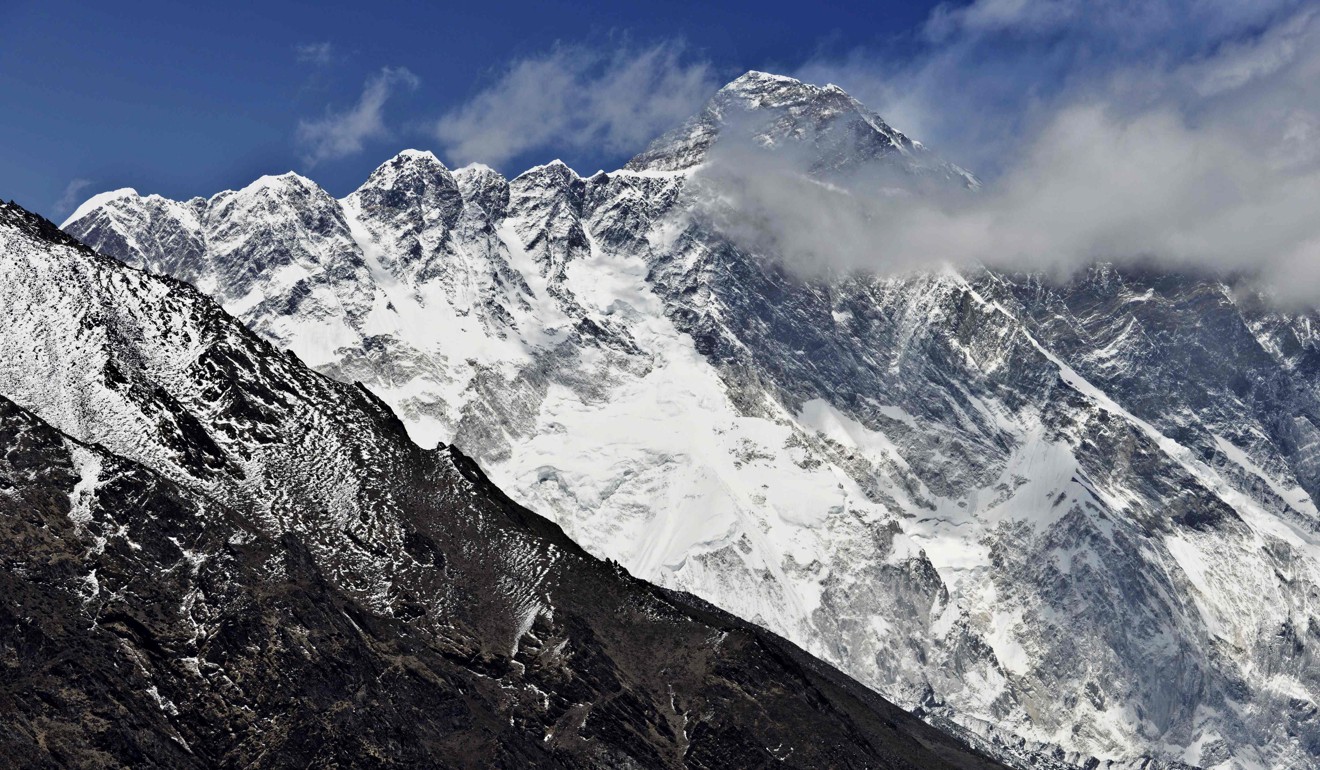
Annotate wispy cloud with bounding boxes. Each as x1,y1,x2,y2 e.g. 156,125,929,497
295,42,334,66
700,1,1320,300
797,0,1304,174
434,41,717,168
53,178,93,216
296,67,419,167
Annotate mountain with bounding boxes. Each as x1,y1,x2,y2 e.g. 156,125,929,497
626,70,976,186
62,71,1320,770
0,200,1011,768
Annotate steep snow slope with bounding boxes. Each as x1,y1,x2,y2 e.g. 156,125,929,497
0,199,1010,769
63,71,1320,770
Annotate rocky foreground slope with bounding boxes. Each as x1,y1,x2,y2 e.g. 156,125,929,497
64,71,1320,769
0,200,1007,768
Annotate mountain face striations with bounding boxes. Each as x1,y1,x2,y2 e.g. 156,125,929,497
0,200,1008,768
62,71,1320,770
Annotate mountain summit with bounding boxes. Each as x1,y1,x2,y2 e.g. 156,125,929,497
626,70,976,186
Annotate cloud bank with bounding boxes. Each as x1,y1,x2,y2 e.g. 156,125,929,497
434,42,717,168
699,1,1320,300
296,67,419,167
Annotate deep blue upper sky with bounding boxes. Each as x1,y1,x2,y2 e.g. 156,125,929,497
5,0,1313,296
1,0,942,218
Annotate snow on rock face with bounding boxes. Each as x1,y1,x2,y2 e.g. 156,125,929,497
344,149,464,279
62,73,1320,770
61,190,209,285
508,160,590,280
454,162,510,220
2,201,1010,769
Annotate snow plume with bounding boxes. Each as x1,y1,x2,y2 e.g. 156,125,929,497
53,178,93,217
702,2,1320,300
297,67,419,167
434,41,717,168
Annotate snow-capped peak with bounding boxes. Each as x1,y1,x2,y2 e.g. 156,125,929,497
351,148,459,202
712,70,844,109
625,70,931,174
455,161,498,177
364,148,450,179
514,158,580,181
394,147,441,162
721,69,806,91
230,171,320,197
60,187,139,228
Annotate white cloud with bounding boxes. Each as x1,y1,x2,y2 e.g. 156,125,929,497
296,67,419,167
702,2,1320,300
924,0,1298,48
53,178,93,216
924,0,1082,39
296,42,334,66
434,42,717,168
798,0,1305,174
705,104,1320,289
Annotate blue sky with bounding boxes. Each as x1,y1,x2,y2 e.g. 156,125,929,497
5,0,1319,298
1,0,942,218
